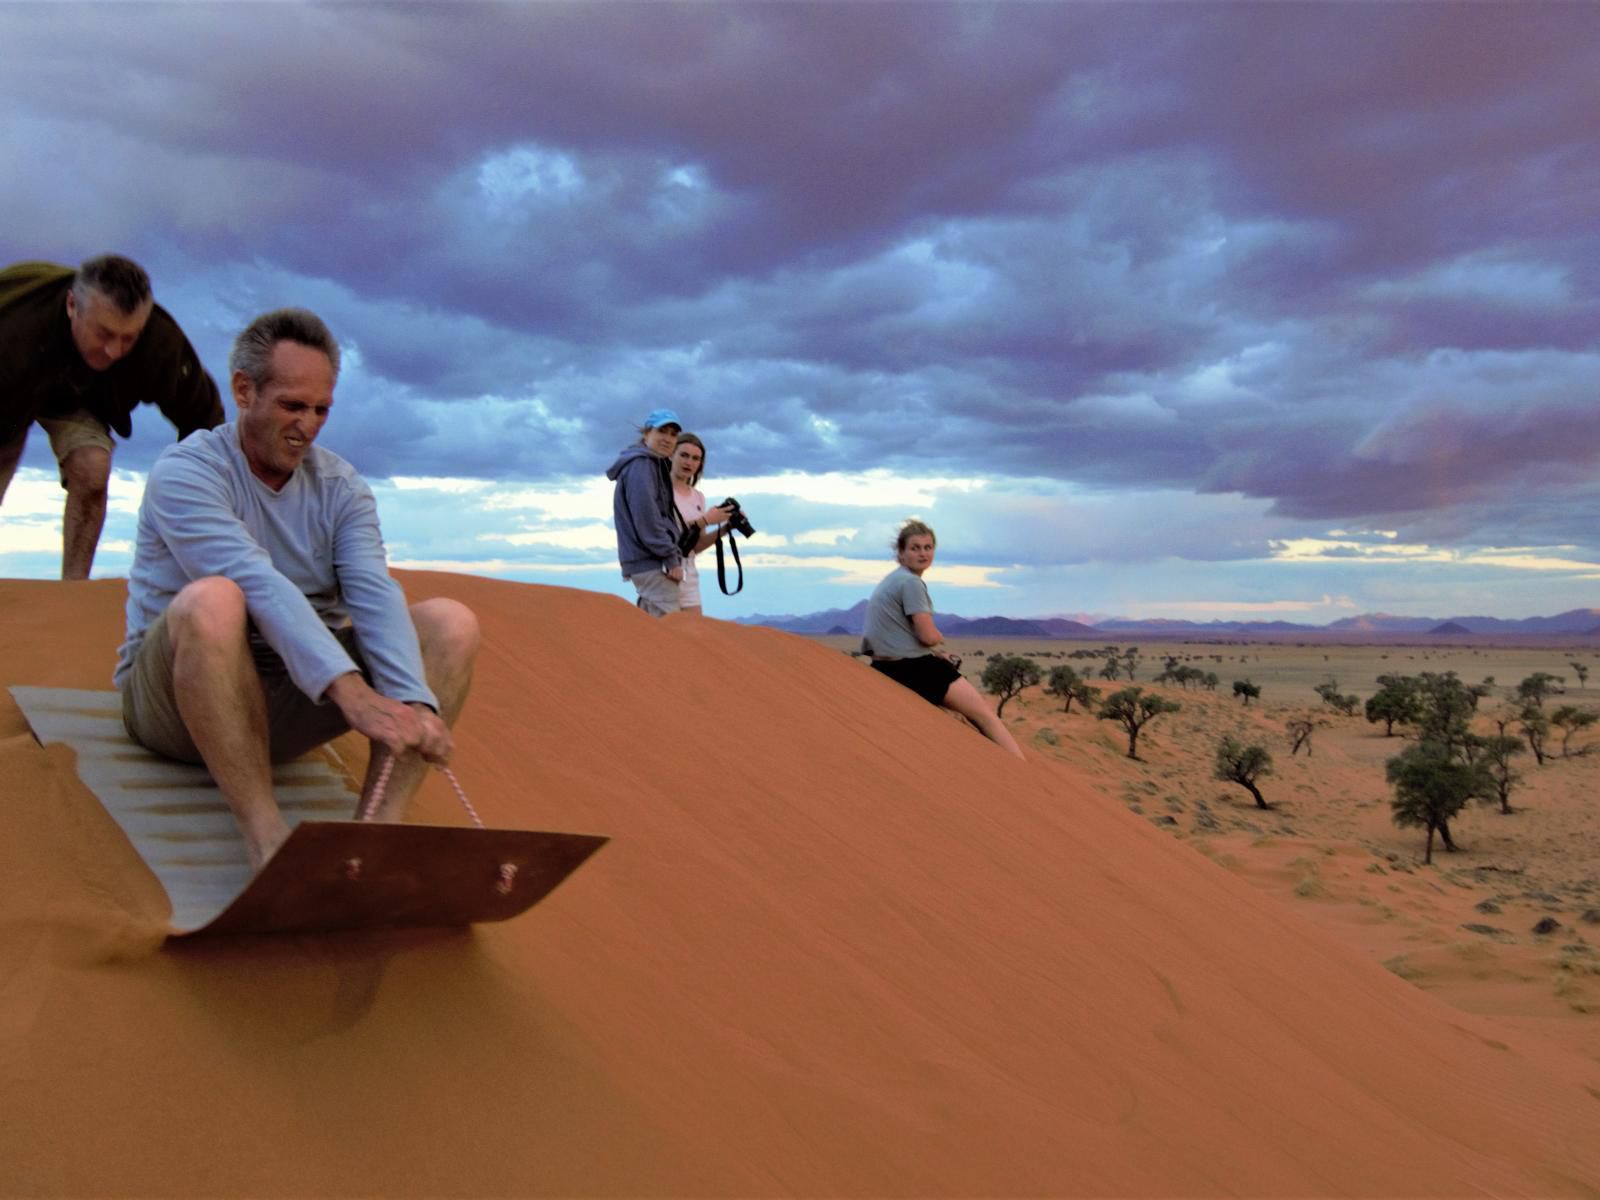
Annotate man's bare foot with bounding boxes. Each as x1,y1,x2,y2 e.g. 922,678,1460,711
246,821,291,873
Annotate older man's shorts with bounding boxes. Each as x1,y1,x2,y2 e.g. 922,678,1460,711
36,410,116,486
1,410,115,497
121,612,370,764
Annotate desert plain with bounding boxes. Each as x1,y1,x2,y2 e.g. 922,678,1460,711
2,576,1599,1197
820,633,1600,1065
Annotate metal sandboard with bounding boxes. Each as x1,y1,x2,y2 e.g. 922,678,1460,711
9,686,607,937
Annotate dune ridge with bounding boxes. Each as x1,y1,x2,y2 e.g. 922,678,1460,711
1,573,1597,1197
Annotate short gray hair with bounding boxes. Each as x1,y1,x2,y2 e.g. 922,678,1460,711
229,308,341,388
73,254,151,314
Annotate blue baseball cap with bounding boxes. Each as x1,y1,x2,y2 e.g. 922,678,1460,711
643,407,682,430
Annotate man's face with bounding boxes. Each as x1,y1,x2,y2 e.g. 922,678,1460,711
233,341,335,490
66,287,152,371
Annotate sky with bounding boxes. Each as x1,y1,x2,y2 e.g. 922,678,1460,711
2,1,1598,624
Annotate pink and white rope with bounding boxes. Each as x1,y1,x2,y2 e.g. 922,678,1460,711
350,753,518,894
356,754,481,828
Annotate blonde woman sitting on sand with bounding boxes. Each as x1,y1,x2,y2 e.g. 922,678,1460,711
863,520,1023,759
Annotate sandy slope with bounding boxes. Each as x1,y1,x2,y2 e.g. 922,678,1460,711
997,656,1600,1067
2,574,1599,1197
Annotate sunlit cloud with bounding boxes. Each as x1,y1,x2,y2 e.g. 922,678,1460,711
477,143,585,208
389,477,497,495
1365,253,1572,308
481,523,617,551
400,470,987,523
792,527,859,546
1269,538,1600,573
1269,538,1453,563
0,471,68,518
0,518,60,554
738,552,1008,589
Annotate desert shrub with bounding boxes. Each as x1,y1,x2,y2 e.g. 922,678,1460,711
1469,734,1525,814
1097,687,1180,760
981,655,1041,717
1412,672,1478,757
1550,706,1598,757
1519,705,1552,765
1044,665,1096,715
1365,675,1421,736
1386,741,1493,864
1313,678,1359,716
1215,737,1273,809
1285,715,1327,756
1516,671,1565,708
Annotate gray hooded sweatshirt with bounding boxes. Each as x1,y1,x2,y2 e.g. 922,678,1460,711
607,443,683,578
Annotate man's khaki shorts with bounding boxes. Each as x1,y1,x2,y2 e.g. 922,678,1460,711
1,410,115,496
121,612,369,764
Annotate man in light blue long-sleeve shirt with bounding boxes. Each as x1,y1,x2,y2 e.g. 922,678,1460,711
115,308,480,870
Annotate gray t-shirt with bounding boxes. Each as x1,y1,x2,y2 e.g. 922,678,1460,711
863,565,933,659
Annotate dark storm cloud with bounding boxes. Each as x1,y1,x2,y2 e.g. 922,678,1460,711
3,1,1598,568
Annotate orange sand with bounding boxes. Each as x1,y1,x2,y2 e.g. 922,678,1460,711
2,573,1598,1197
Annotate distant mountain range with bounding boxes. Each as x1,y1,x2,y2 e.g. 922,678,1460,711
737,602,1600,638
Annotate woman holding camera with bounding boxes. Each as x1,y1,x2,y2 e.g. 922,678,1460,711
863,520,1024,758
606,408,693,617
668,433,732,616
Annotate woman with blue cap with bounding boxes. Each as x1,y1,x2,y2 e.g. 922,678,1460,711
606,408,697,616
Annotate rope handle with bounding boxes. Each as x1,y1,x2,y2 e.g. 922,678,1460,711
348,753,517,895
355,753,483,827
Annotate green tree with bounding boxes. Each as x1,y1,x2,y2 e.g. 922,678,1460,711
1385,741,1487,864
1469,734,1525,814
1215,737,1274,809
1098,657,1123,681
1516,672,1565,708
1550,705,1598,757
1044,665,1096,715
1154,657,1203,688
981,655,1042,717
1201,671,1220,692
1232,679,1261,707
1365,675,1422,736
1162,664,1204,689
1519,705,1551,765
1569,661,1589,688
1412,672,1477,758
1313,677,1358,715
1097,687,1181,760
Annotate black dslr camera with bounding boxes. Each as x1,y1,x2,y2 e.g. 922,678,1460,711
718,497,756,538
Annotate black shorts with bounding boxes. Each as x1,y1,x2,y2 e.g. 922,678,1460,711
871,655,960,707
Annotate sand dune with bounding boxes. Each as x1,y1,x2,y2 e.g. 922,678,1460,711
2,573,1598,1197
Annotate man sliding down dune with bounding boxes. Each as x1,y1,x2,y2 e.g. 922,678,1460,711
113,308,479,870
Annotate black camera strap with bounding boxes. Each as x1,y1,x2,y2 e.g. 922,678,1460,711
714,529,744,595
